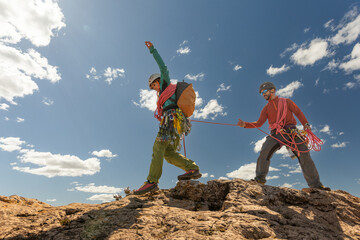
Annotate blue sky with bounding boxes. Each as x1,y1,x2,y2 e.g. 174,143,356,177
0,0,359,206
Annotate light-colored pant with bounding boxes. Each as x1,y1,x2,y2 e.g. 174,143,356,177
147,136,199,183
255,134,323,188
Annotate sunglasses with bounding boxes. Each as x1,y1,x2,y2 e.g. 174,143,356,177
260,89,269,95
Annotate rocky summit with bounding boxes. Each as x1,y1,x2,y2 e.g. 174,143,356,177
1,179,359,240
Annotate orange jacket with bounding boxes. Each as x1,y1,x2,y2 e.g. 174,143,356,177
245,96,308,129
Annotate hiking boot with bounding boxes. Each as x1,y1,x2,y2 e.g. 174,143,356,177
314,185,331,191
178,170,202,181
251,178,266,185
134,181,159,195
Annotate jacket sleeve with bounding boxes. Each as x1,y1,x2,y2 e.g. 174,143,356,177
287,99,308,125
149,45,170,87
244,106,268,128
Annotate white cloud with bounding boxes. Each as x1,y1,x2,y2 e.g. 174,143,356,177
253,137,266,153
0,1,64,105
281,183,294,188
4,117,9,121
0,103,9,111
233,65,242,71
290,38,331,66
277,81,303,98
195,91,203,107
216,83,231,93
91,149,118,159
210,174,215,178
323,59,339,72
74,183,123,194
331,142,348,148
201,173,209,178
16,117,25,123
177,47,191,55
0,0,65,46
357,179,360,184
267,175,280,180
280,43,300,58
339,43,360,74
103,67,125,85
304,27,311,33
226,162,280,180
46,199,56,202
184,73,205,81
132,89,157,112
0,44,61,104
330,8,360,45
289,165,302,174
193,99,227,120
315,78,320,86
180,40,188,46
42,97,54,106
0,137,26,152
13,149,100,178
87,194,115,202
320,125,331,135
218,176,229,180
324,19,336,31
266,64,291,76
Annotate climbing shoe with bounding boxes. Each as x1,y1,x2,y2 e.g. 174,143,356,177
314,185,331,191
178,170,202,181
134,181,159,195
251,178,266,185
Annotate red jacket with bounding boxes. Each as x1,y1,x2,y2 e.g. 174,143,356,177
245,96,308,129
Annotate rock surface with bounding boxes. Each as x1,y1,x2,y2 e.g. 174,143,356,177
1,179,359,239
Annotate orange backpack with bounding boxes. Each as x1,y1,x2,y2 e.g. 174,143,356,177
176,81,196,117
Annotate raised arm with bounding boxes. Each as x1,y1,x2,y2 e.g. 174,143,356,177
145,41,170,87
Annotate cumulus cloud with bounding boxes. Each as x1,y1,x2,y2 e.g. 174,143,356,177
87,194,115,202
86,67,126,85
331,142,348,148
266,64,291,76
73,183,123,194
330,7,360,45
0,0,65,46
0,0,64,105
290,38,331,66
324,19,336,31
91,149,118,159
177,47,191,55
184,73,205,81
13,149,100,178
344,74,360,89
226,162,280,180
252,137,291,159
104,67,125,85
304,27,311,33
42,97,54,106
0,137,26,152
132,89,157,112
193,99,227,120
322,59,339,72
320,125,331,135
46,199,56,202
0,103,9,111
16,117,25,123
216,83,231,93
233,65,242,71
195,91,203,107
339,43,360,73
201,173,209,178
277,81,303,98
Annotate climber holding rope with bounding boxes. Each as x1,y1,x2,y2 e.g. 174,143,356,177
237,82,330,191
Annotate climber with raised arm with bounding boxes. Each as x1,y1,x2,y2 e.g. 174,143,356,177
134,41,201,195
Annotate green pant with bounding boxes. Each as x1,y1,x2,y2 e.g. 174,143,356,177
147,136,199,183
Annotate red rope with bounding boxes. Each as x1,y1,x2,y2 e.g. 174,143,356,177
190,119,323,154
